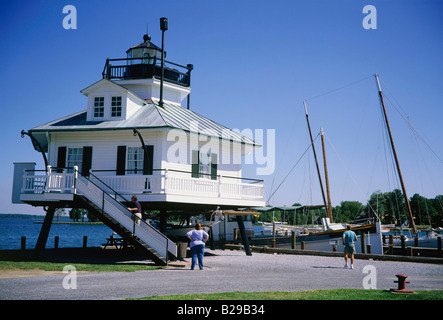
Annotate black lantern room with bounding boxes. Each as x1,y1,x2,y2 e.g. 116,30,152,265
126,34,163,65
102,33,192,88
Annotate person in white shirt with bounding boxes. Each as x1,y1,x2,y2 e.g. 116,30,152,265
186,223,209,270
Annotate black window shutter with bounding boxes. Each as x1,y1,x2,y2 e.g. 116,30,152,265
116,146,126,175
191,150,200,178
57,146,67,172
82,146,93,177
211,153,218,180
143,145,154,175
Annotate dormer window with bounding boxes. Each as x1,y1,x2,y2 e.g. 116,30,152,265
111,96,122,117
94,97,104,117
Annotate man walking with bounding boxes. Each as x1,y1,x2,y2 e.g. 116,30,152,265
342,225,357,269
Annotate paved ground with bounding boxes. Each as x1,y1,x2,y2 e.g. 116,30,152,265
1,249,442,300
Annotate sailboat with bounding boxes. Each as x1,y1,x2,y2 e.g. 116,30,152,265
253,74,428,255
279,73,421,255
291,95,383,254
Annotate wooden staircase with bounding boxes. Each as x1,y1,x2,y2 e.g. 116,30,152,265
75,173,176,265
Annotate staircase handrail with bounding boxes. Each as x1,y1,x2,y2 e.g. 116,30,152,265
74,168,175,259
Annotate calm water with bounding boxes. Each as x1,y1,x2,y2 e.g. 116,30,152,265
0,217,113,250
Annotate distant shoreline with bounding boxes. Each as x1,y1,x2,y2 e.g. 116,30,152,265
0,213,103,225
33,221,104,225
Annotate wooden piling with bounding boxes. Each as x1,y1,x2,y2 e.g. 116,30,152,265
21,236,26,250
389,234,394,255
83,236,88,248
34,206,56,257
401,235,406,255
361,233,366,254
54,236,59,249
291,231,296,250
301,241,305,250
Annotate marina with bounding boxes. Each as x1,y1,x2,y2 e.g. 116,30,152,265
5,10,442,273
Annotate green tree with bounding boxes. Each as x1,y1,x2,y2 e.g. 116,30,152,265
69,208,82,222
337,201,364,222
69,208,93,222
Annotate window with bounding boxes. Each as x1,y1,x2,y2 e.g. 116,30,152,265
111,96,122,117
94,97,104,117
127,147,144,174
192,151,217,180
199,152,212,179
67,148,83,173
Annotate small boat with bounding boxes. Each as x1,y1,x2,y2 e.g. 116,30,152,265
165,221,221,239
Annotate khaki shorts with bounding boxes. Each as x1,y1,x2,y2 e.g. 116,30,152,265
135,212,142,225
344,243,355,255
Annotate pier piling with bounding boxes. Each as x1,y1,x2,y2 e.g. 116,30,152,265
83,236,88,248
21,236,26,250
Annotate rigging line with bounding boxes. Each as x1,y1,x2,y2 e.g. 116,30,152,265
382,94,443,163
323,133,364,198
267,132,321,204
378,98,401,192
379,81,442,163
409,129,438,223
304,74,374,102
379,99,404,221
267,111,301,205
323,132,379,221
377,94,413,221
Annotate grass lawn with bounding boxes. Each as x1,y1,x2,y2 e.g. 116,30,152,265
136,289,443,300
0,250,162,273
0,260,161,273
1,250,442,301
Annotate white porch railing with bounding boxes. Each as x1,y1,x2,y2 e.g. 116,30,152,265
21,166,76,194
21,167,265,202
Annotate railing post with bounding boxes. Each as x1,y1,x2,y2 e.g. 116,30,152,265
218,174,222,198
45,165,52,192
73,166,79,194
166,238,169,265
164,168,168,192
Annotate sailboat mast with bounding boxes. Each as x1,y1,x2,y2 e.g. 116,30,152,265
304,101,328,215
375,74,416,234
321,128,333,222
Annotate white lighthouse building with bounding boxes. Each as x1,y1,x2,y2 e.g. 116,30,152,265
12,26,265,264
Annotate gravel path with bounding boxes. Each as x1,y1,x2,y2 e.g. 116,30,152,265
1,249,442,300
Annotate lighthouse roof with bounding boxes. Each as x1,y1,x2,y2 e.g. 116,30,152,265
126,39,161,53
29,100,257,146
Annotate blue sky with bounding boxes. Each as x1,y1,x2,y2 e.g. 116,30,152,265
1,0,442,214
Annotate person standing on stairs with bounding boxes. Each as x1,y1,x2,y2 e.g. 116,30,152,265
128,195,142,225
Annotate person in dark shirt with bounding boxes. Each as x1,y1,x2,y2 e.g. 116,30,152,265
128,195,142,225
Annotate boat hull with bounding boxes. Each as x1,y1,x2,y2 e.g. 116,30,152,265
295,222,383,254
